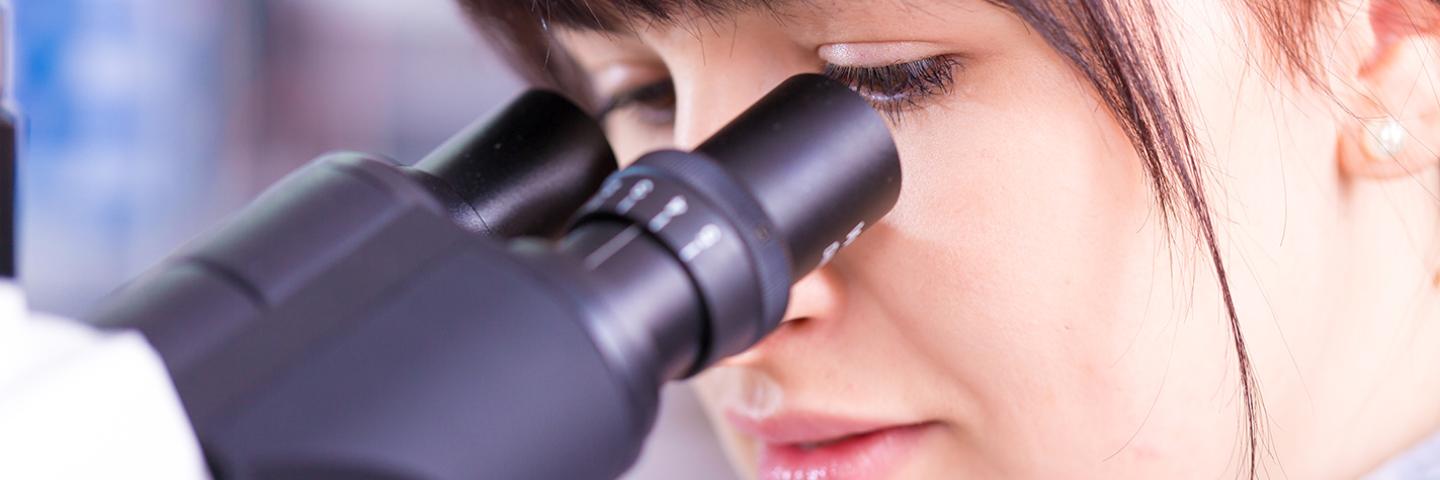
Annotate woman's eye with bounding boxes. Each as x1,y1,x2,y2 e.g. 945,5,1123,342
822,55,963,120
595,55,959,127
598,79,677,127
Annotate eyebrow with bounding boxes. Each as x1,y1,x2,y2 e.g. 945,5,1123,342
538,0,800,31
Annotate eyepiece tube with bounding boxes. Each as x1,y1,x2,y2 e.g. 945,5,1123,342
411,90,615,237
570,74,902,371
698,74,902,277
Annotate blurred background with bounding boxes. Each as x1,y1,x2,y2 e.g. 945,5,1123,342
12,0,733,477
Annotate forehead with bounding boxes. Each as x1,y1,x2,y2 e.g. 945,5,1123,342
537,0,801,31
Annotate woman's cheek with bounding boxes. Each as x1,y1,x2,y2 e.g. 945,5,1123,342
846,49,1242,472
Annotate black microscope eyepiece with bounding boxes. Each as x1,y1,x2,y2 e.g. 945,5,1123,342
567,73,901,374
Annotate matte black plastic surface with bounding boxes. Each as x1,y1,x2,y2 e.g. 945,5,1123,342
205,242,653,480
411,89,615,238
0,109,14,278
698,74,902,277
1,6,15,278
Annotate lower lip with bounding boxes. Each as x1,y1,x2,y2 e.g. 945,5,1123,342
757,423,933,480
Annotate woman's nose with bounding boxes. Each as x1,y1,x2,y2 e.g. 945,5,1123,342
780,266,846,327
719,266,846,366
671,78,775,150
665,47,816,149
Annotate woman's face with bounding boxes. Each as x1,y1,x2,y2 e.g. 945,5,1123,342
558,0,1435,478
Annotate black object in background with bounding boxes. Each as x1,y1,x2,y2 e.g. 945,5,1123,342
1,4,15,280
0,108,14,280
91,74,901,480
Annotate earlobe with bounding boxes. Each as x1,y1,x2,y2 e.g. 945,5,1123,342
1339,113,1436,180
1337,0,1440,181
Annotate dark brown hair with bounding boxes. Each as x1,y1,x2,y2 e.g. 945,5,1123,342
454,0,1368,476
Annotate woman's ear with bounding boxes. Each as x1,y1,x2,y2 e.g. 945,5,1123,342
1337,0,1440,181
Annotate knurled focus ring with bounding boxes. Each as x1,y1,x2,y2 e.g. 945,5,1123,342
573,151,792,371
634,153,791,330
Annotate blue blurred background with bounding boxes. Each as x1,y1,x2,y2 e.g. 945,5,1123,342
12,0,732,477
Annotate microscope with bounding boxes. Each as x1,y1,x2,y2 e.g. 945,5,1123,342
86,74,901,479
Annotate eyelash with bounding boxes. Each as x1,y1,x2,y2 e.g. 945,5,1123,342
597,80,676,126
598,55,962,125
821,55,962,120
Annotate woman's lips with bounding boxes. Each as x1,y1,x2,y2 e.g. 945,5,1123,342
725,411,936,480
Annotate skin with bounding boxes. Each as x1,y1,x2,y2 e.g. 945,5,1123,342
555,0,1440,477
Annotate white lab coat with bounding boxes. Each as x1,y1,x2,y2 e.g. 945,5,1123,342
0,282,209,479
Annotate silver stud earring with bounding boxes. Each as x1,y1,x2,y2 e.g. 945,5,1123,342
1364,116,1407,158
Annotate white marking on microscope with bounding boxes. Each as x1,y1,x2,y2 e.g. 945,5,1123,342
616,178,653,214
842,221,865,247
600,178,622,197
648,195,689,230
584,177,624,210
583,225,641,270
680,224,722,261
819,241,841,267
